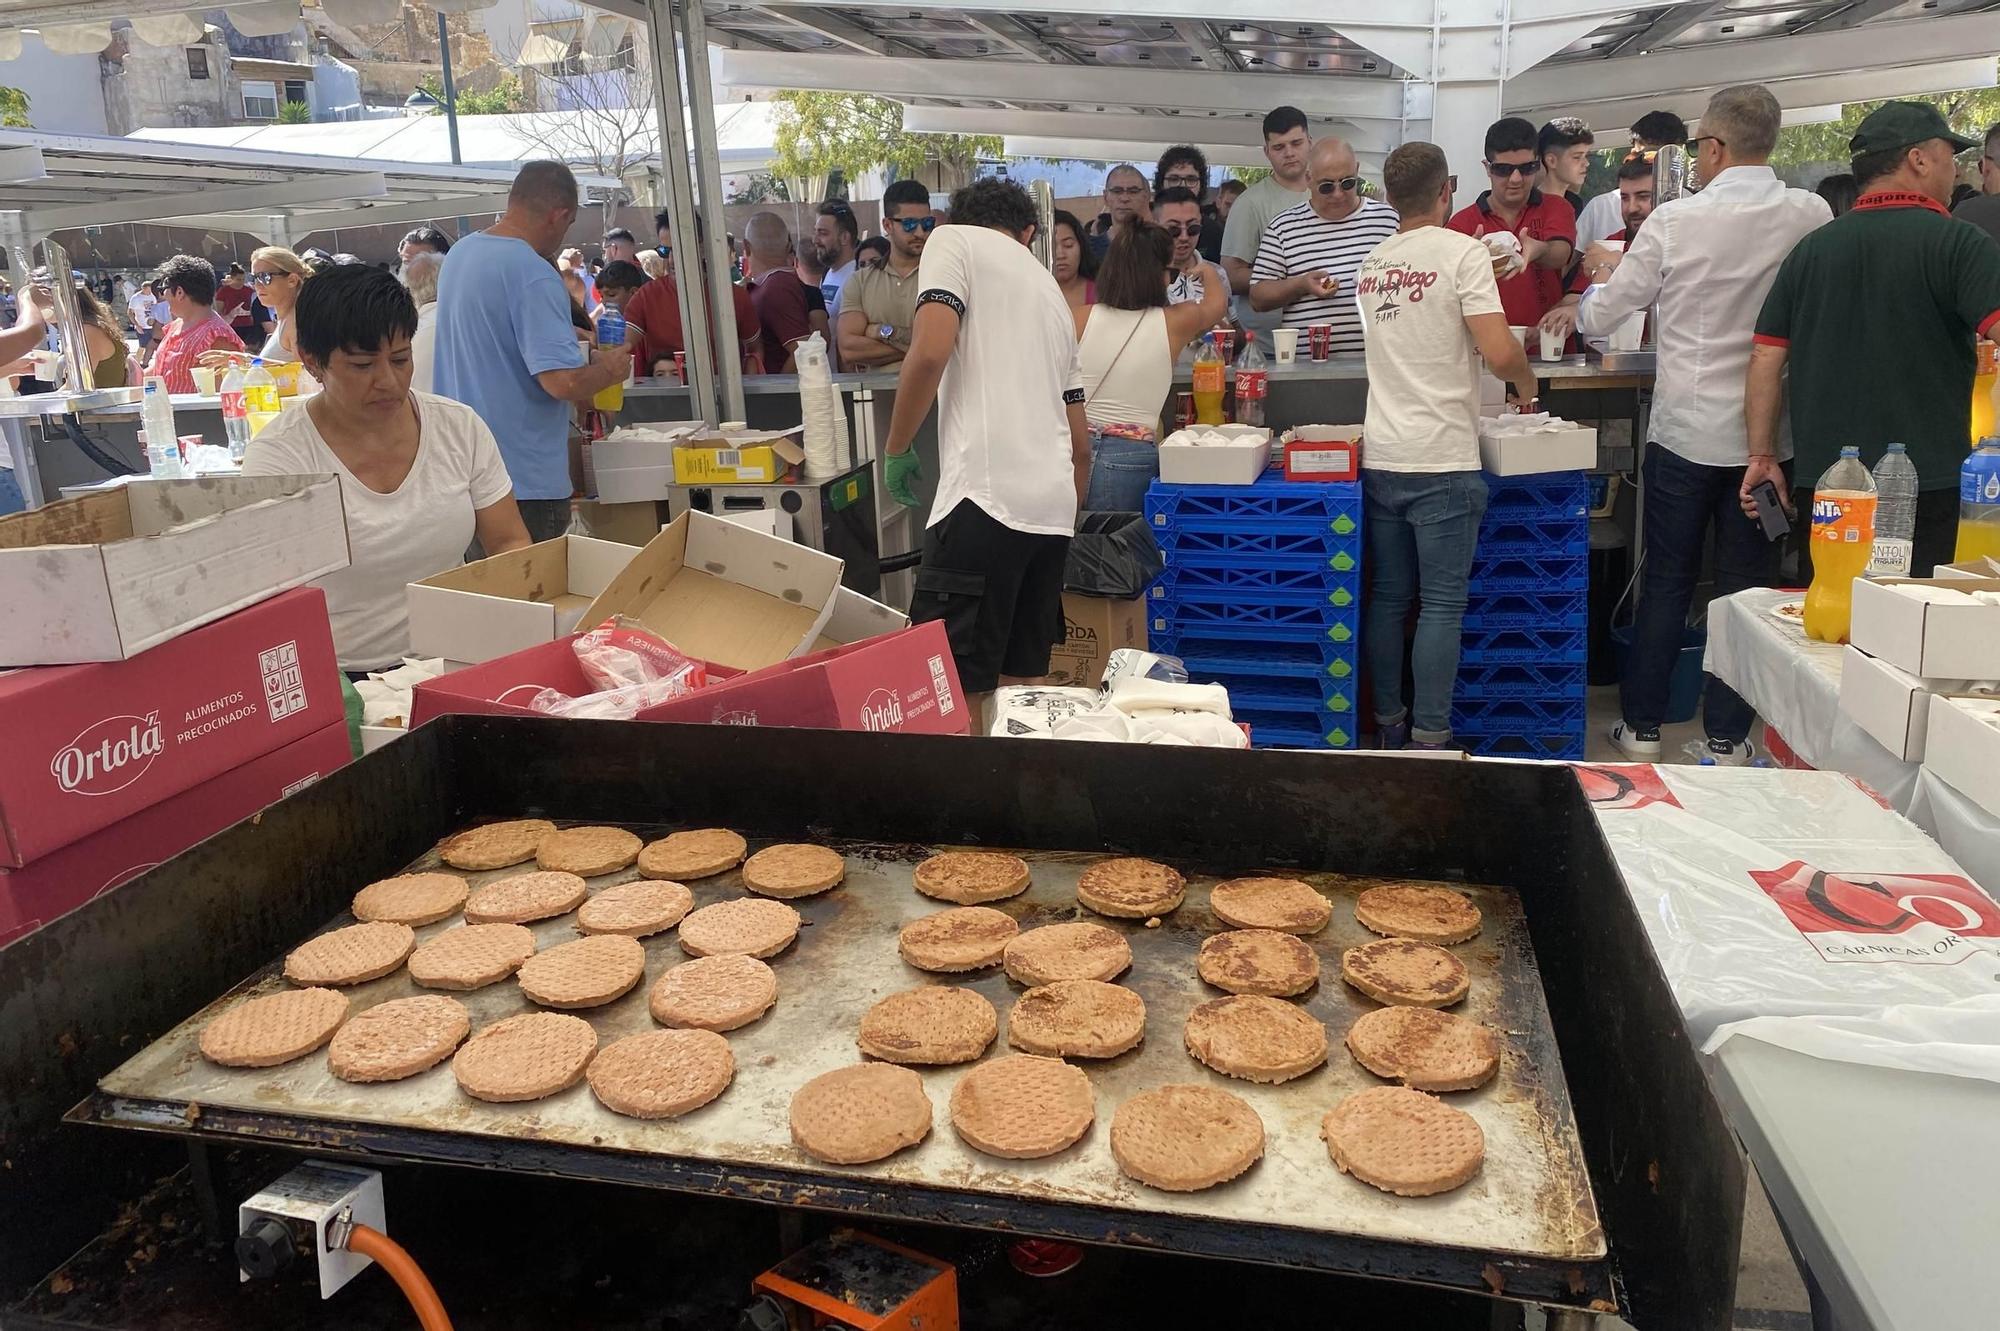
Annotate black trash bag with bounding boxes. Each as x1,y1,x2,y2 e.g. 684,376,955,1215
1063,511,1163,599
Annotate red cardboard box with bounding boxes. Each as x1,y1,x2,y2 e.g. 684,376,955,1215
0,720,351,947
411,622,967,736
0,587,342,867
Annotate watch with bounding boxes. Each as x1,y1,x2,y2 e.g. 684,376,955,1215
878,324,895,340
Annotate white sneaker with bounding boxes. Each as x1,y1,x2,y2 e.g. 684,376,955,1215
1607,721,1662,760
1688,737,1757,767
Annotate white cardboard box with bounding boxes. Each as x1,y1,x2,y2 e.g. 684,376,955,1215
1849,576,2000,679
1157,427,1272,485
814,586,910,652
0,474,350,666
1478,423,1597,476
1839,645,1936,761
579,509,842,671
1923,693,2000,820
1935,557,2000,580
594,463,678,505
406,534,644,667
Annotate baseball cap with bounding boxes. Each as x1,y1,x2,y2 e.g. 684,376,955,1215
1849,101,1979,157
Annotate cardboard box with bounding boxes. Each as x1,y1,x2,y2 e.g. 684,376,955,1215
406,535,644,668
1935,557,2000,580
814,586,911,652
1282,426,1362,482
1478,422,1597,476
1923,693,2000,820
575,499,665,547
0,721,350,948
592,425,806,487
0,474,349,666
1049,595,1147,689
1849,577,2000,679
642,622,967,735
1158,427,1272,486
593,463,677,505
578,510,842,671
1839,645,1936,761
0,586,343,867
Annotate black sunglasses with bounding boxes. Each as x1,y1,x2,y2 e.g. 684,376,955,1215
1314,176,1364,195
1485,161,1541,178
655,244,672,258
1684,136,1725,153
1158,221,1202,238
891,216,938,234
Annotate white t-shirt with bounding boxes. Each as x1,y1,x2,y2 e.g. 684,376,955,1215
127,293,152,330
241,391,514,670
411,302,439,395
1167,263,1231,307
1354,226,1504,473
916,224,1083,536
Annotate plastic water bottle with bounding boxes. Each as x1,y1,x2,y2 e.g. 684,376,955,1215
219,362,250,460
1802,446,1876,644
592,302,627,413
244,358,280,414
1868,442,1918,576
141,376,185,479
1956,438,2000,566
1233,339,1269,428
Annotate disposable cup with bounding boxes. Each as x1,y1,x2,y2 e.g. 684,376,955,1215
1272,328,1299,364
1308,324,1332,361
1538,327,1563,362
190,366,218,395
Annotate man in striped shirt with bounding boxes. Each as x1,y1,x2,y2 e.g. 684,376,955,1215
1247,138,1399,355
146,255,244,394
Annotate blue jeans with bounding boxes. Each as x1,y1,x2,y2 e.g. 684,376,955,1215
0,466,23,517
1624,445,1788,741
1084,431,1158,513
1363,469,1488,742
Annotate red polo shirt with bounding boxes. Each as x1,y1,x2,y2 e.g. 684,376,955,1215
623,276,764,375
1448,189,1576,327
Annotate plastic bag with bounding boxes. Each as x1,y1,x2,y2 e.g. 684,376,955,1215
573,616,708,694
1101,649,1187,690
1062,511,1164,600
527,674,698,720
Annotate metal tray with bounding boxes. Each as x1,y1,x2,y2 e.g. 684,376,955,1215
95,832,1602,1275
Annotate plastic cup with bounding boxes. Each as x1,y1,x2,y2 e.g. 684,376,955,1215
1509,325,1529,347
1308,324,1332,361
1213,327,1237,364
1273,328,1299,365
190,366,218,395
673,352,687,385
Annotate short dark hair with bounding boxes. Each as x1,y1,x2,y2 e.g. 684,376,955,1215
882,179,930,212
509,160,578,212
1051,209,1098,280
1630,110,1689,147
1383,142,1449,217
652,208,673,237
400,225,451,255
1538,117,1593,162
1484,117,1539,160
1815,172,1858,218
603,226,634,245
225,261,245,276
1217,179,1247,200
1262,106,1308,141
816,201,859,242
1852,144,1908,190
157,254,216,306
1616,155,1656,184
1151,186,1201,213
596,259,648,294
947,178,1036,236
1153,145,1209,200
857,236,891,265
1096,220,1172,311
293,263,418,365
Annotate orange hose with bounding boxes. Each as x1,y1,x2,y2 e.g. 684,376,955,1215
344,1223,454,1331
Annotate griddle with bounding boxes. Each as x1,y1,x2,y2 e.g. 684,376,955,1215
2,718,1745,1327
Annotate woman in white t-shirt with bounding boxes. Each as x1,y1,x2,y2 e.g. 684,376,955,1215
241,264,531,673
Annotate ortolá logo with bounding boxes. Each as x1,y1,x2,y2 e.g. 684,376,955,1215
859,688,904,732
51,711,165,795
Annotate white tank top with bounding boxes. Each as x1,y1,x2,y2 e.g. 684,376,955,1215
1078,305,1171,432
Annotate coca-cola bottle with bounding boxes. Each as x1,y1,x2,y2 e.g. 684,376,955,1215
1233,339,1269,428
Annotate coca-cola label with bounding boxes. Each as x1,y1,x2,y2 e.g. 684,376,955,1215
1233,369,1267,399
859,688,905,732
1749,860,2000,964
1574,763,1682,812
50,712,165,796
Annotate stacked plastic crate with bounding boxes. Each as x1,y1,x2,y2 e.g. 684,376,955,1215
1143,471,1363,749
1453,471,1592,758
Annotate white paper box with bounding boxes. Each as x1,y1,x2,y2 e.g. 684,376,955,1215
1839,645,1936,761
0,474,349,665
814,586,910,651
1849,576,2000,679
1157,429,1272,485
1923,694,2000,820
593,462,678,505
1478,424,1596,476
406,534,643,666
1934,557,2000,580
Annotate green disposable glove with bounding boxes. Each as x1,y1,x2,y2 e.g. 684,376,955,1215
885,449,923,509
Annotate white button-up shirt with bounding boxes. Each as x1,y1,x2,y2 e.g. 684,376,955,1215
1578,165,1830,467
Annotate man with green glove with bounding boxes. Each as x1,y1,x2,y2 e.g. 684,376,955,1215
881,177,1093,701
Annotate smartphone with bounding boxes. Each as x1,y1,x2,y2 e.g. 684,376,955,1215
1750,479,1790,542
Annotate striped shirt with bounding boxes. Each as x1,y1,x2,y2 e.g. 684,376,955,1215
1251,197,1400,352
148,311,244,394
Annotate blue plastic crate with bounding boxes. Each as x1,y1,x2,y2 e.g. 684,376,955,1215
1234,708,1358,750
1147,475,1364,539
1200,670,1358,717
1458,626,1589,665
1482,472,1591,520
1154,635,1358,682
1475,516,1591,559
1460,589,1589,631
1150,600,1361,645
1460,731,1587,760
1467,554,1589,594
1150,525,1362,559
1153,559,1361,602
1162,543,1362,577
1455,662,1590,700
1452,696,1588,733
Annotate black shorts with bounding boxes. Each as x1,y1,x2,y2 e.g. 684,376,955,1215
909,500,1071,693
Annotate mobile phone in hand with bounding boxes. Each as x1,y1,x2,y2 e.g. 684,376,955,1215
1750,479,1790,542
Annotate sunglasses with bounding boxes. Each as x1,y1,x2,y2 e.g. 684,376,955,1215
1684,136,1725,154
1485,161,1541,178
247,272,289,286
891,216,938,234
1315,176,1364,195
655,244,673,258
1158,221,1202,238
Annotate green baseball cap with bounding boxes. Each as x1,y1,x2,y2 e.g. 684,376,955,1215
1849,101,1979,156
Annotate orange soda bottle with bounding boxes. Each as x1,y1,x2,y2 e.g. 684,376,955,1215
1190,333,1226,426
1802,446,1877,645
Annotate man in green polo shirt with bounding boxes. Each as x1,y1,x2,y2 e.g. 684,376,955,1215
1746,101,2000,577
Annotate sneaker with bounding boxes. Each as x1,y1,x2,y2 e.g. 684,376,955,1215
1376,718,1410,750
1408,738,1459,752
1690,736,1757,767
1607,721,1662,760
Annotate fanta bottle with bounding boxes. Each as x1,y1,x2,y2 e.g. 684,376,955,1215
1802,446,1877,645
1191,333,1226,426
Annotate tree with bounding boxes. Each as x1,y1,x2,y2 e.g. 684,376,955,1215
416,73,528,117
769,91,1001,202
0,87,28,128
512,60,657,229
1770,84,2000,174
277,100,312,125
1229,166,1272,187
